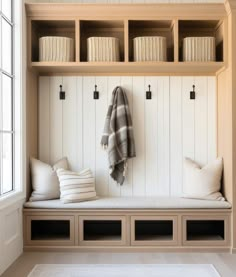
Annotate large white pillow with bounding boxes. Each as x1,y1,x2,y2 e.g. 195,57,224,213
57,168,97,204
183,157,224,201
30,157,68,201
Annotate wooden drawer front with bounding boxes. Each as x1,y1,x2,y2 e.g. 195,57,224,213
182,215,230,247
25,215,75,246
131,216,178,246
78,216,127,246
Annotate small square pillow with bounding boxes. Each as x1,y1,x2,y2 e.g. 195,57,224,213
56,168,97,203
183,157,224,201
30,157,68,201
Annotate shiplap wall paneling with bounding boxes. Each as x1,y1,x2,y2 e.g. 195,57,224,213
207,77,217,162
182,76,195,163
144,77,158,196
62,77,78,171
39,77,50,164
194,77,207,166
83,77,96,190
95,77,109,196
132,77,145,196
39,76,216,197
50,77,63,164
170,76,182,196
76,77,83,172
144,77,170,196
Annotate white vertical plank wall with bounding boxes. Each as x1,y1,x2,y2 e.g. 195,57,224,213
132,77,145,196
50,77,63,164
39,76,217,197
170,77,182,196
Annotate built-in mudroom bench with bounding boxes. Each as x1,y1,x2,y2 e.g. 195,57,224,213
23,197,231,252
25,1,236,254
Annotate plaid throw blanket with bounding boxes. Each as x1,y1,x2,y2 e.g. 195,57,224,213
101,86,136,185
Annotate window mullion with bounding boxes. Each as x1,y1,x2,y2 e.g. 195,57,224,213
0,131,14,134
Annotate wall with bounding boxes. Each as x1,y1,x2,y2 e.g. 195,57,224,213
39,76,216,197
0,200,24,275
0,0,27,274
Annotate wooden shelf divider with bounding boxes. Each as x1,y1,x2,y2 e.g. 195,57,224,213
76,20,80,62
174,19,179,63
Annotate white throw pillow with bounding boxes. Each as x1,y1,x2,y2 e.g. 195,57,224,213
30,157,68,201
57,168,97,203
183,157,224,201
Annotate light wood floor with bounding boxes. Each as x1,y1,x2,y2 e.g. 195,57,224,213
2,252,236,277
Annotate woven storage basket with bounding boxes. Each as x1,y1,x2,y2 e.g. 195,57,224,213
183,37,216,62
133,36,167,62
87,37,120,62
39,36,74,62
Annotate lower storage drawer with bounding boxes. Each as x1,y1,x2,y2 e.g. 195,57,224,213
25,215,75,246
182,215,230,246
131,216,178,246
78,216,127,246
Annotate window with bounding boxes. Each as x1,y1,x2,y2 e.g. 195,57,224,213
0,0,15,196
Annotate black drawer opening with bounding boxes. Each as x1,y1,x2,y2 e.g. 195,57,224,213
83,220,122,241
135,220,173,241
31,220,70,240
186,220,225,241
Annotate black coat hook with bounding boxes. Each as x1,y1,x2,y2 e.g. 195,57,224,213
146,84,152,100
190,85,195,100
59,85,65,100
94,85,99,100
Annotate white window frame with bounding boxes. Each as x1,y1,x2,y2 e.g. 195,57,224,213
0,0,25,206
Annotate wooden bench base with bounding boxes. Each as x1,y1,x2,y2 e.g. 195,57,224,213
23,208,232,252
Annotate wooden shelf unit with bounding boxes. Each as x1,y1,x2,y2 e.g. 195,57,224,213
24,1,236,253
26,3,227,74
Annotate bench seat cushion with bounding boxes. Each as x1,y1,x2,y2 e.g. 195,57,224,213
24,196,232,210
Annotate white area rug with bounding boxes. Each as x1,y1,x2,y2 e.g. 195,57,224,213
28,264,221,277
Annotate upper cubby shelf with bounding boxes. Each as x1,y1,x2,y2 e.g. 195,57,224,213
129,20,174,62
179,20,224,62
26,3,227,75
80,20,125,62
30,20,76,62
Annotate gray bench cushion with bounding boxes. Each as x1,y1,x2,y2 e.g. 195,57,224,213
24,196,232,209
